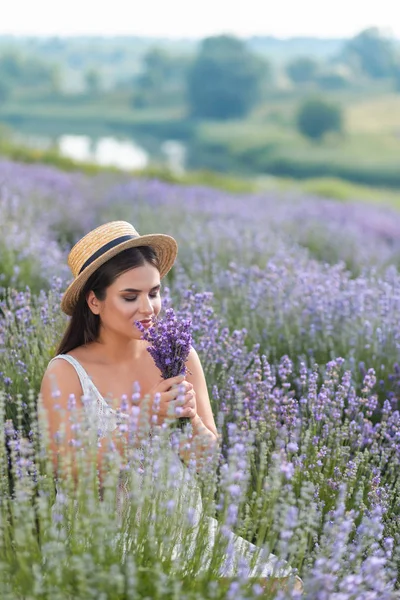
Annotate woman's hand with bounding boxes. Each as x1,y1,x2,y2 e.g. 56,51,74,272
148,375,196,426
175,380,197,421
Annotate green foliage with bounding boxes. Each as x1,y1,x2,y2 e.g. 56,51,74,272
186,35,270,120
300,177,353,200
0,80,11,104
0,137,119,175
341,27,398,79
2,64,400,191
296,98,343,141
0,50,58,92
315,67,351,90
136,165,257,193
133,47,191,108
263,156,400,188
394,66,400,92
0,135,256,194
0,288,65,430
84,67,102,95
286,56,319,84
0,244,49,297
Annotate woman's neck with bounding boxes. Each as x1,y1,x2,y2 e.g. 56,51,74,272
86,333,145,365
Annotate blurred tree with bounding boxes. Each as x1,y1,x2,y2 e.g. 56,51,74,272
133,47,190,107
286,56,319,83
0,52,23,80
341,27,398,79
85,67,102,95
186,35,270,119
0,51,59,91
0,80,11,104
297,98,343,141
316,65,351,90
49,64,63,94
21,58,56,87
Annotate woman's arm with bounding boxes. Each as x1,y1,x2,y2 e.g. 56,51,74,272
178,347,220,465
39,359,134,489
186,346,218,437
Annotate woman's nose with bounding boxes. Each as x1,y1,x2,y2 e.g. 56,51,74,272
139,296,153,314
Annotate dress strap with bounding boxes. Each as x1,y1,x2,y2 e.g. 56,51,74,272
49,354,94,399
49,354,122,439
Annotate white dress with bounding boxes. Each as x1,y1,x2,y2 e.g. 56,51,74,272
49,354,294,580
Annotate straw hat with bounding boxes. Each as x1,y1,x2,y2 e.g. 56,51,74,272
61,221,178,316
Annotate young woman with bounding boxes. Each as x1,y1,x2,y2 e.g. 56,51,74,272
40,220,302,591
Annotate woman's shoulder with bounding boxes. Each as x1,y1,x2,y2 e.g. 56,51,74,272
46,347,84,369
54,345,98,370
44,346,96,388
41,354,84,401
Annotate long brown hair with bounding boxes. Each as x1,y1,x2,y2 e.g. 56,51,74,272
55,246,160,356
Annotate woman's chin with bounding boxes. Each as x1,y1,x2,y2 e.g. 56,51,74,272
132,328,145,340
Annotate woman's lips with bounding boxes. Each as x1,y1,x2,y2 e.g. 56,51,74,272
137,319,152,328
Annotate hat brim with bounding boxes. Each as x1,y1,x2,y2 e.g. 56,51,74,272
61,233,178,316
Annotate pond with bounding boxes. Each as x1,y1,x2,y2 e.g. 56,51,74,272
11,132,187,174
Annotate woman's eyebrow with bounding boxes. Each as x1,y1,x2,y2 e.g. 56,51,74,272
120,284,161,293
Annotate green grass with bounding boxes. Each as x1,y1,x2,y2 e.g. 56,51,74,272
257,176,400,210
0,137,258,193
0,100,185,124
196,118,400,165
346,93,400,133
2,134,400,209
298,177,400,208
0,138,124,175
192,91,400,187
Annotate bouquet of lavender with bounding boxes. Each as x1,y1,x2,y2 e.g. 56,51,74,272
135,308,193,429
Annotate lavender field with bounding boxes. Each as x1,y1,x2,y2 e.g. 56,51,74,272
1,158,400,599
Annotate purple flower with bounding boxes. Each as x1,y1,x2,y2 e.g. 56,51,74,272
136,308,193,427
136,307,192,379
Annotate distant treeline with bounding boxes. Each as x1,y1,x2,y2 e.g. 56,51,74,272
0,27,399,114
1,29,400,189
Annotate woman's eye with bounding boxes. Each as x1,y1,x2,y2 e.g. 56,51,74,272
124,292,159,302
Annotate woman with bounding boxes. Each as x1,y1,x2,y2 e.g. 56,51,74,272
40,220,302,591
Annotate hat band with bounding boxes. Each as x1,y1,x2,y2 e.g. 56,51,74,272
78,234,138,274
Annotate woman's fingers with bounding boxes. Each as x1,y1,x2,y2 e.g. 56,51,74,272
175,391,195,405
153,383,196,423
165,382,193,401
158,375,185,392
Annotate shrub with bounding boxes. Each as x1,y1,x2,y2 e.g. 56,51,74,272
296,98,343,141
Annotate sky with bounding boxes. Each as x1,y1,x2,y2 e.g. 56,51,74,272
0,0,399,39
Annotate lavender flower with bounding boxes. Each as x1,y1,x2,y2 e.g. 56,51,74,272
136,307,192,427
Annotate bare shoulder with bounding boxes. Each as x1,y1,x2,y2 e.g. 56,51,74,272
39,356,88,466
40,356,82,407
64,344,92,363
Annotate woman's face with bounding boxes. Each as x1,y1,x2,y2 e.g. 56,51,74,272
87,262,162,340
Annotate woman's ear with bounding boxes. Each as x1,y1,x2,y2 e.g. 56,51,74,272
86,290,101,315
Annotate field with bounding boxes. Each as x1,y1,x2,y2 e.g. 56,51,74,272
1,158,400,598
190,91,400,186
2,89,400,188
